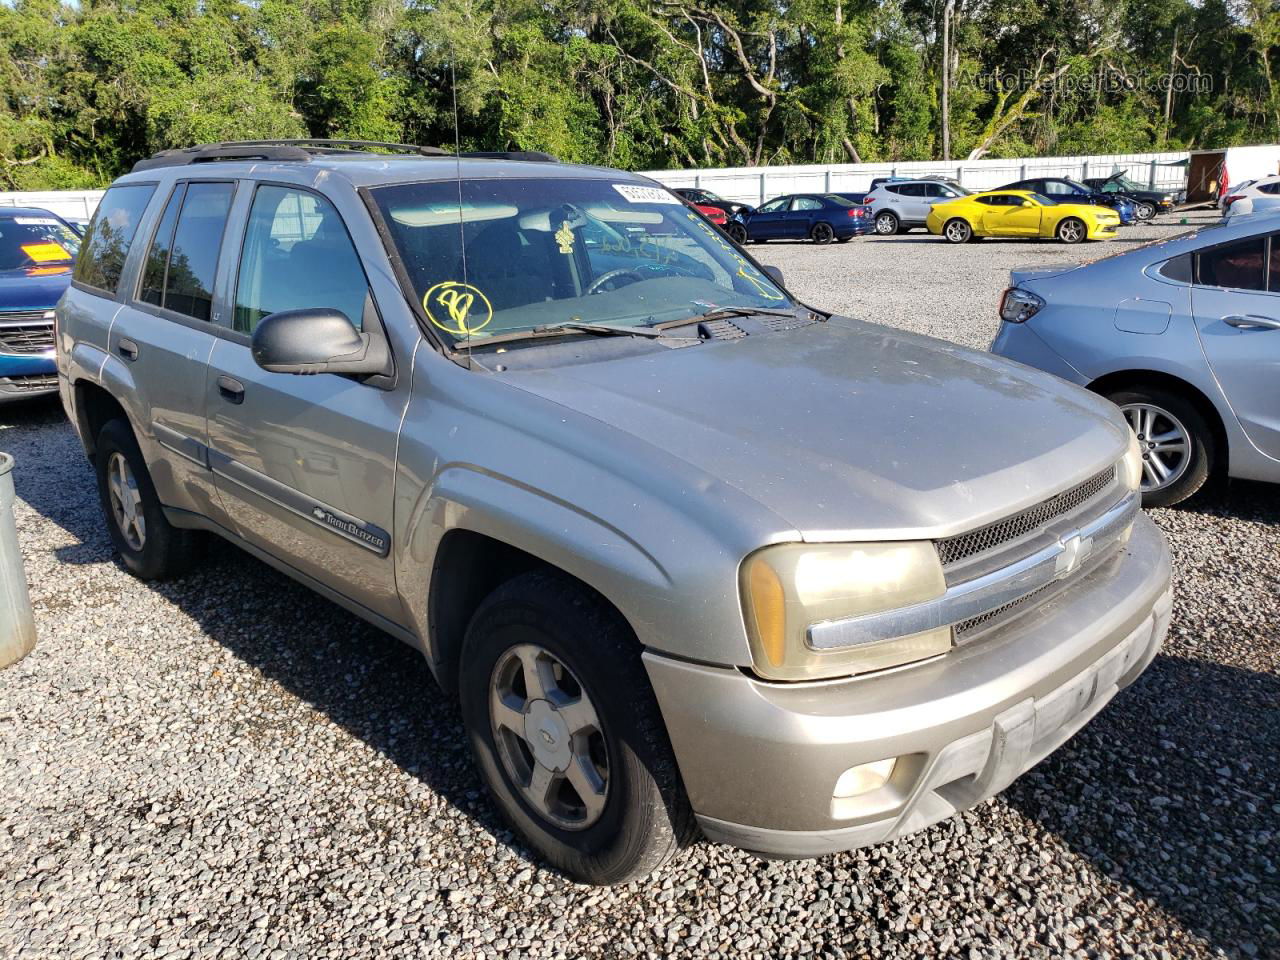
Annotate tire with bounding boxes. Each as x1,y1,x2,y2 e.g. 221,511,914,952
810,221,835,244
1106,387,1215,507
1056,217,1087,244
942,218,972,244
725,222,748,245
459,570,695,885
836,236,853,243
94,418,201,580
874,211,899,236
1134,201,1156,221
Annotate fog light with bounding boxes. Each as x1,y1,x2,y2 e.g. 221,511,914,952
833,758,897,798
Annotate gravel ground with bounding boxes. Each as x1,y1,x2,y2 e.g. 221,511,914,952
2,209,1277,960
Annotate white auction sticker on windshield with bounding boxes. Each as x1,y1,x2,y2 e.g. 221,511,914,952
612,184,681,205
13,217,60,225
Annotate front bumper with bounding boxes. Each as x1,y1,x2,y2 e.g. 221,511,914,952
644,515,1171,857
0,352,58,403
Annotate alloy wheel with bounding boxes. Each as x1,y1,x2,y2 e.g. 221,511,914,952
1122,402,1191,493
1135,202,1156,221
107,451,146,551
726,223,748,244
812,222,834,244
489,643,609,831
875,213,897,235
1059,219,1085,243
944,219,971,243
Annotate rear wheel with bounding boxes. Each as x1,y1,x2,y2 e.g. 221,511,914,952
1107,387,1214,507
94,419,201,580
459,571,694,885
943,218,972,244
810,222,835,244
874,211,899,236
725,222,748,245
1056,217,1087,244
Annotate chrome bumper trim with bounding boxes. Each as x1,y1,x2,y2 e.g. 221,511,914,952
807,492,1140,651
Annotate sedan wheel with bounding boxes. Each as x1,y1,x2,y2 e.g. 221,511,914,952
726,222,748,244
1134,202,1156,221
1109,387,1215,507
1057,217,1086,244
943,219,972,244
874,212,899,235
1123,403,1191,494
811,222,835,244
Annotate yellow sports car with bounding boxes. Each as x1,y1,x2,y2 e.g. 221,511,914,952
925,189,1121,244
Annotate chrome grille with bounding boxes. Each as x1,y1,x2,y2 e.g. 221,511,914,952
0,312,55,354
2,373,58,392
937,466,1116,568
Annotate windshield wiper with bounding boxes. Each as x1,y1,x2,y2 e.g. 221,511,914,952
678,304,819,327
452,319,698,351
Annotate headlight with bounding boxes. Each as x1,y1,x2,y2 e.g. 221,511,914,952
741,542,951,681
999,287,1045,323
1120,429,1143,493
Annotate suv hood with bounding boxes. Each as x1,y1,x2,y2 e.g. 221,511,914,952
503,318,1128,541
0,265,72,311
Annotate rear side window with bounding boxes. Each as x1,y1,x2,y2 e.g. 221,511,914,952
234,186,369,334
136,182,234,322
1197,237,1266,291
74,183,156,294
1158,254,1193,283
793,197,823,211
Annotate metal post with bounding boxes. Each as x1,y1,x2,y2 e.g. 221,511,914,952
825,170,831,192
1149,159,1157,189
0,454,36,669
760,172,767,205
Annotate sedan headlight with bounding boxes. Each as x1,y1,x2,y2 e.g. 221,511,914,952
999,287,1045,323
741,542,951,681
1120,429,1143,493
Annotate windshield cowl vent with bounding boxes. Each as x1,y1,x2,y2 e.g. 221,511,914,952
758,315,818,332
697,319,748,340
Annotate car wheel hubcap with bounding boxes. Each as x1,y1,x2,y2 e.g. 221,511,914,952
946,221,967,241
1138,204,1154,220
107,452,146,551
490,643,608,831
1063,221,1083,242
876,214,895,234
1123,403,1191,492
815,224,832,242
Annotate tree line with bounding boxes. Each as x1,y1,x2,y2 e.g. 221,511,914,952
2,0,1277,190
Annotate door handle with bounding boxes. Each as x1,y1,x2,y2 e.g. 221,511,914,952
216,375,245,404
117,338,139,361
1223,314,1280,330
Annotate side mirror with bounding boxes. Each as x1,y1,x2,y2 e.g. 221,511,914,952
251,308,390,376
1022,200,1034,207
763,265,785,286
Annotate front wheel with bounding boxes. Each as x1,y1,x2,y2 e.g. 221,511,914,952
459,571,694,885
810,222,835,244
874,211,899,235
1134,201,1156,221
1056,217,1087,244
1108,387,1215,507
725,222,748,245
943,218,972,244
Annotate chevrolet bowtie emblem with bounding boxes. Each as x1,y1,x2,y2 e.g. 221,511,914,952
1055,533,1091,577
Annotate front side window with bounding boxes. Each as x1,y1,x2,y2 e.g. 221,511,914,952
757,197,790,213
1198,237,1267,291
136,182,234,322
370,177,791,343
234,186,369,334
74,183,156,293
1042,181,1074,196
0,214,81,272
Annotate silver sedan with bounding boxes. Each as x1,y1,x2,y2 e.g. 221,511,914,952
991,214,1280,505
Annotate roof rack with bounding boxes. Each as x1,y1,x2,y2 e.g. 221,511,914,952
131,140,558,172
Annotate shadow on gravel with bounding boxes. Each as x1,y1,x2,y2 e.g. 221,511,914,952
1175,478,1279,527
1003,654,1279,958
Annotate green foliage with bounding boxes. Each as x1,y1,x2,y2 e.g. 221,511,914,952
0,0,1276,188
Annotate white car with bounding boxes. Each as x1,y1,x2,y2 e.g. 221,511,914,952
1223,176,1280,218
864,179,970,235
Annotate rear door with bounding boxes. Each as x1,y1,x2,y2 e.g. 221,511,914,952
205,182,405,619
107,179,237,522
789,196,825,237
1190,234,1280,459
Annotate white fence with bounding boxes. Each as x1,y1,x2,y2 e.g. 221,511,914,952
643,151,1191,206
0,190,105,221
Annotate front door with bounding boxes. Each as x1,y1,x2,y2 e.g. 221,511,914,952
1190,234,1280,460
108,180,237,522
981,196,1041,236
205,183,407,620
750,197,792,239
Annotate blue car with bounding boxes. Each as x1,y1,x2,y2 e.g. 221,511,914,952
999,177,1137,225
0,208,80,404
726,193,872,245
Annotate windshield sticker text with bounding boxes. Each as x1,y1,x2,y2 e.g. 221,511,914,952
599,232,677,266
424,280,493,336
611,184,681,205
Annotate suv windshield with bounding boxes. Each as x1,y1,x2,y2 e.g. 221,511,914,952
371,178,791,343
0,215,80,271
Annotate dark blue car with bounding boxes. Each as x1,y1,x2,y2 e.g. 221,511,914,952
999,177,1137,225
726,193,872,245
0,207,80,403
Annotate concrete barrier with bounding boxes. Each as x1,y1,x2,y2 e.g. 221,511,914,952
0,453,36,668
